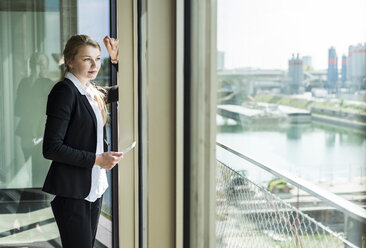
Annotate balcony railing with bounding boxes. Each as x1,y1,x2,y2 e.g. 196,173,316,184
216,142,365,248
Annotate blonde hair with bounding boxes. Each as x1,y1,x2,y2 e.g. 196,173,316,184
63,34,108,124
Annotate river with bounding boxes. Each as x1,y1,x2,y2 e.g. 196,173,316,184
216,117,366,186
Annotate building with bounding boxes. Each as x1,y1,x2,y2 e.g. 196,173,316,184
217,51,225,70
327,47,338,91
288,54,303,94
341,55,347,87
347,43,366,90
0,1,365,247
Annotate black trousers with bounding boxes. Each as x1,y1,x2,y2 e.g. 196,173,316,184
51,196,103,248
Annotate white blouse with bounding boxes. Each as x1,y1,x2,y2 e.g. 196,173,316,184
65,72,108,202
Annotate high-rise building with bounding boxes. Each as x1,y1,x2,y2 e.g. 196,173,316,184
327,47,338,90
288,54,303,94
217,51,225,70
341,55,347,87
347,43,366,90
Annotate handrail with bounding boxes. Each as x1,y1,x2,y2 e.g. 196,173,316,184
216,141,366,223
216,159,359,248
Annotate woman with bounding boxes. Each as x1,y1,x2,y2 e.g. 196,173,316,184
42,34,121,247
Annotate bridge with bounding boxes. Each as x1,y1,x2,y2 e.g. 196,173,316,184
218,69,328,95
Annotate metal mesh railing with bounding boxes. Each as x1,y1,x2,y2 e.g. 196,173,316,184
216,160,358,248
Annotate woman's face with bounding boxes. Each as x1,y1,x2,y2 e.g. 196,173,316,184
67,45,101,84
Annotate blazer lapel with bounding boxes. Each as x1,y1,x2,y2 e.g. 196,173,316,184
80,95,97,132
64,78,97,132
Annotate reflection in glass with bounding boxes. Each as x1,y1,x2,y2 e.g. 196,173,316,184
0,1,62,246
0,0,112,246
15,52,54,188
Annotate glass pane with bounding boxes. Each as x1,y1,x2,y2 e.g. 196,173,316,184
0,0,112,247
216,0,366,247
0,1,61,246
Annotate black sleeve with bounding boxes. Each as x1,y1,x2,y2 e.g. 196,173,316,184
112,62,118,72
42,82,95,169
104,85,119,103
104,62,119,103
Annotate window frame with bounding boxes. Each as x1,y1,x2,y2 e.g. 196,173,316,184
109,0,119,247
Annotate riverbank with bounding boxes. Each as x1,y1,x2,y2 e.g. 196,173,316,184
255,94,366,131
312,113,366,131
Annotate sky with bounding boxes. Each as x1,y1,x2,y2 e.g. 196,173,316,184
217,0,366,70
78,0,110,59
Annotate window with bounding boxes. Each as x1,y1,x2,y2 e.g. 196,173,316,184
216,0,366,246
0,0,114,246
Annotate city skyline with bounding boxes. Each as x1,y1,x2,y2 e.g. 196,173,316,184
218,0,366,70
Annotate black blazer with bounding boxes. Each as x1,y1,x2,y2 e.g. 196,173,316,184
42,78,118,199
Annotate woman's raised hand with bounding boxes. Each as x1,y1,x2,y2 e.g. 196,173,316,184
103,36,119,62
95,151,123,170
